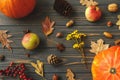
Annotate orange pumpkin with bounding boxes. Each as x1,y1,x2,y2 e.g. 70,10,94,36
92,46,120,80
0,0,36,18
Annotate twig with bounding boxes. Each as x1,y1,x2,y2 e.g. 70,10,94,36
78,48,88,69
65,62,81,65
61,56,93,58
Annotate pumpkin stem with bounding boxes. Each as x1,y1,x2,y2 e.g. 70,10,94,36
110,68,116,74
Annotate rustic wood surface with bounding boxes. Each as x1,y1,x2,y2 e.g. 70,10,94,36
0,0,120,80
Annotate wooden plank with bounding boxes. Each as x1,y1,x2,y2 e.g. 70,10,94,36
0,0,119,80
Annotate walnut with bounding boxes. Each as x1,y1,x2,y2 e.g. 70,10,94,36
108,3,118,12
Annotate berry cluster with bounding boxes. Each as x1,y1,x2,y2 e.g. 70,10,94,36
0,62,33,80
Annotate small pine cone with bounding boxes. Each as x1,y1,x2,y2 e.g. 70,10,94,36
47,54,62,65
53,0,73,16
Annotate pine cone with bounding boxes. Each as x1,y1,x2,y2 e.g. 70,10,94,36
47,54,62,65
53,0,73,16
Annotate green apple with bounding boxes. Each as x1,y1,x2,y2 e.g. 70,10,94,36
22,33,40,50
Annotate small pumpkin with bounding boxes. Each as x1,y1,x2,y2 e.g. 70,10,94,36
0,0,36,18
92,46,120,80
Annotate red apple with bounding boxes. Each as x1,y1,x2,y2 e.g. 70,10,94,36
85,6,102,22
22,33,40,50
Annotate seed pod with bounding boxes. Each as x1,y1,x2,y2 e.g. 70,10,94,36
25,53,30,58
0,55,5,61
114,39,120,46
56,43,65,51
107,21,113,27
66,20,74,27
103,32,113,38
56,32,63,38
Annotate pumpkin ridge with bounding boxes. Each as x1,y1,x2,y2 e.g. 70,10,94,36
116,73,120,79
102,51,111,68
92,46,120,80
0,0,36,18
8,0,16,18
114,47,120,68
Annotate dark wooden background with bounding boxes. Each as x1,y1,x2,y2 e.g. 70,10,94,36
0,0,120,80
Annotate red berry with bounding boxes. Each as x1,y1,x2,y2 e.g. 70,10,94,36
5,69,10,74
0,71,3,76
9,62,14,66
6,66,10,71
19,75,23,79
22,75,27,79
20,63,25,67
21,73,26,76
20,69,24,73
19,71,22,75
13,73,17,77
21,68,25,71
14,70,18,74
9,73,13,77
24,79,28,80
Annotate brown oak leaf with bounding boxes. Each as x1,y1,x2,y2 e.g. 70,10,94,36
0,30,13,51
89,39,109,54
116,15,120,30
80,0,98,7
66,68,75,80
42,16,55,36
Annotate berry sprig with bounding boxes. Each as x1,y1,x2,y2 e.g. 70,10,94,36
0,62,33,80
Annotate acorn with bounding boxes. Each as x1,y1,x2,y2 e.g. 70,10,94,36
56,43,65,52
56,32,63,38
47,54,62,65
53,0,73,16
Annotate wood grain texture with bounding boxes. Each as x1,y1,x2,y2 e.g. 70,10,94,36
0,0,119,80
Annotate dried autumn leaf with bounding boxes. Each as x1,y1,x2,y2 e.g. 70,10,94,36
30,60,44,77
42,16,55,36
66,68,75,80
37,60,44,77
30,62,40,71
80,0,98,7
116,15,120,30
89,39,109,54
0,30,13,50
